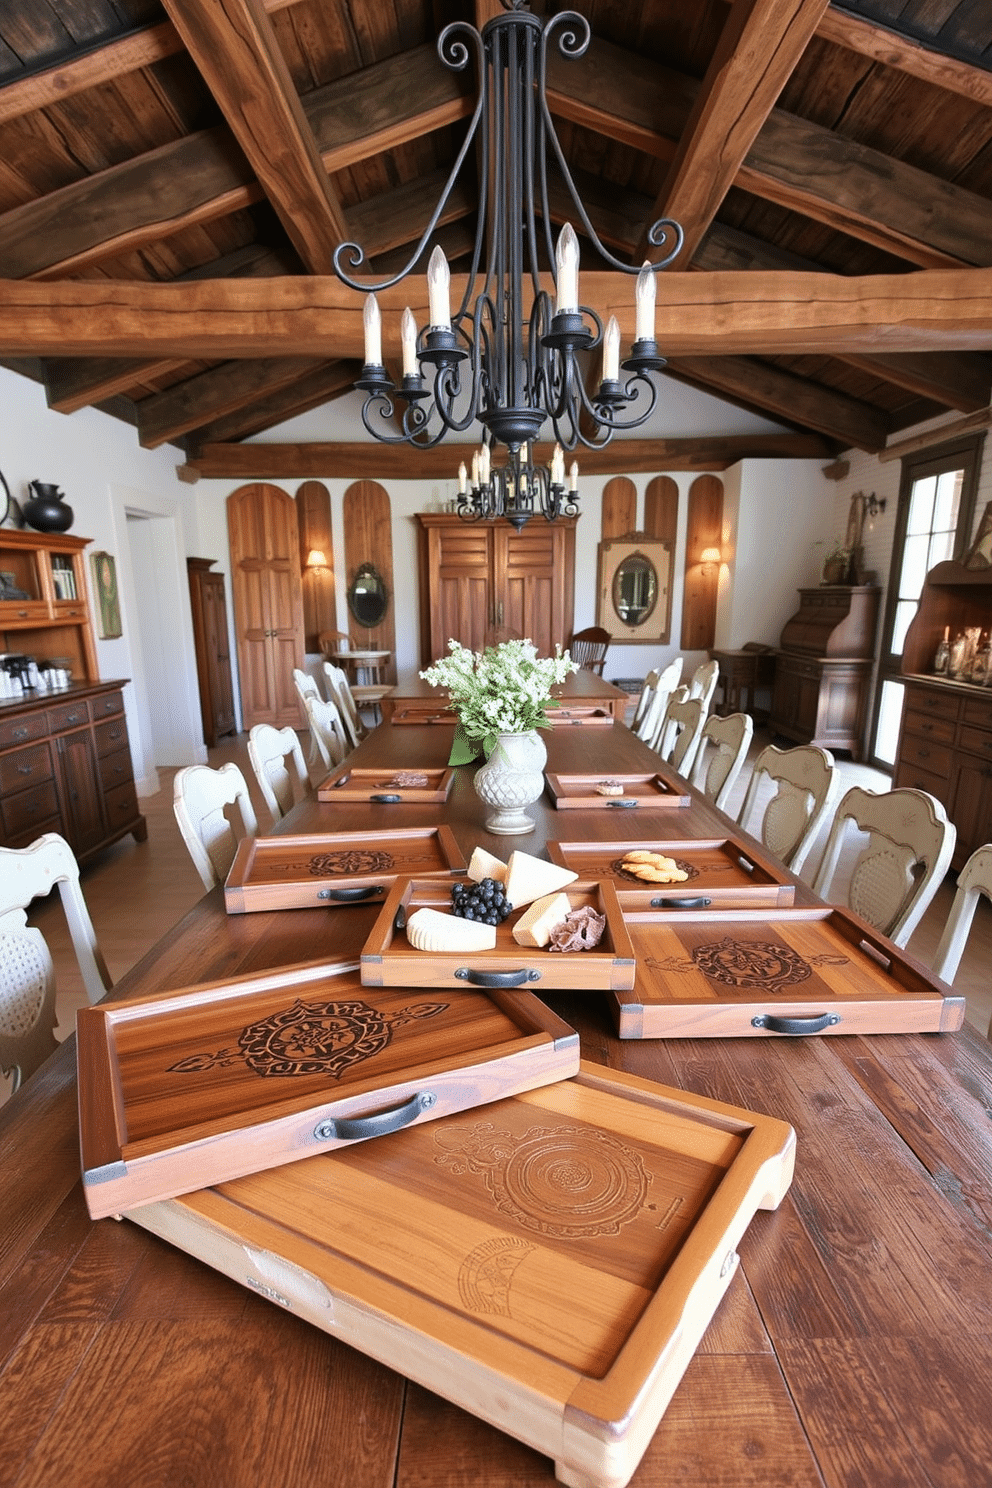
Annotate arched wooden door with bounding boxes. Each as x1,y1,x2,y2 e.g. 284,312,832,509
227,483,304,728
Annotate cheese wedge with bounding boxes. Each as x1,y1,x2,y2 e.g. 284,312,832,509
512,891,571,948
503,850,577,909
467,846,507,884
406,906,497,952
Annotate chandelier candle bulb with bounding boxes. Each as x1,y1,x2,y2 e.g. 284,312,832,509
569,461,579,493
635,262,656,342
479,444,491,486
551,444,565,486
602,316,621,384
363,294,382,368
401,308,418,377
458,463,467,494
471,451,480,488
427,246,452,330
555,224,579,315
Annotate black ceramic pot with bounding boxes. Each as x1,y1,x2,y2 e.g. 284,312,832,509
23,482,74,533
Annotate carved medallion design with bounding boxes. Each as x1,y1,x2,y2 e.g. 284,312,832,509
646,935,848,993
167,997,447,1077
434,1122,650,1238
307,849,394,877
457,1236,535,1315
611,856,697,882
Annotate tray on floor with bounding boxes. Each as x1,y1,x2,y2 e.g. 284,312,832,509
547,838,796,909
318,765,455,804
544,771,691,810
77,957,578,1218
124,1060,795,1488
610,904,966,1039
224,826,464,913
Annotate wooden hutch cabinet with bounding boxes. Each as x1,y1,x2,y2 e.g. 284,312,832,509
416,513,575,666
0,528,145,860
893,560,992,870
769,584,880,759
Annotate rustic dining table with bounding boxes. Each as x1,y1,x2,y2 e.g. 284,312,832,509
1,718,990,1488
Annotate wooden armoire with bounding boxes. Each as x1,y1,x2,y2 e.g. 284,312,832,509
227,484,305,728
416,514,575,665
187,558,236,747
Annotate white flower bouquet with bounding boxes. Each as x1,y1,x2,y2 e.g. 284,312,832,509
420,638,578,757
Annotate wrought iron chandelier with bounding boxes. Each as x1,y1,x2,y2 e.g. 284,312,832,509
332,0,684,518
455,440,579,530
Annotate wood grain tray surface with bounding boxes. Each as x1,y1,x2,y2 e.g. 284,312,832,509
124,1062,795,1488
362,876,636,992
547,838,796,909
317,765,455,804
544,706,615,726
611,905,966,1039
544,772,691,810
224,826,465,914
389,706,458,725
77,958,579,1219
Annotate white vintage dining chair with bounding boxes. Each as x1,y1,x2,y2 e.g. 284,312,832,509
303,692,350,774
636,657,684,747
630,668,660,733
247,723,311,824
687,658,720,714
322,661,367,749
292,667,324,768
812,785,956,948
0,832,113,1093
736,742,838,875
657,693,706,778
931,845,992,1003
173,762,259,892
691,711,754,812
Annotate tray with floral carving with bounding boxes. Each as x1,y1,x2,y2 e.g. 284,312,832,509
544,771,691,809
361,875,636,992
611,904,966,1039
124,1061,795,1488
317,765,455,804
547,838,796,909
224,826,465,914
76,956,579,1219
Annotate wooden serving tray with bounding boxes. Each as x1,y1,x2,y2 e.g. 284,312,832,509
317,765,455,804
224,826,465,914
362,875,636,992
544,772,691,810
547,838,796,909
77,958,579,1219
125,1062,795,1488
390,705,458,725
611,905,966,1039
544,706,615,727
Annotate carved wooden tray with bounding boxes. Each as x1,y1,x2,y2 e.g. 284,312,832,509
611,905,966,1039
125,1062,795,1488
547,838,796,909
224,826,465,914
317,765,455,804
77,958,579,1219
361,875,636,992
544,706,615,726
389,705,458,725
544,772,691,809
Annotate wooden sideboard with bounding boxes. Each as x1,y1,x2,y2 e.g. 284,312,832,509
769,584,879,758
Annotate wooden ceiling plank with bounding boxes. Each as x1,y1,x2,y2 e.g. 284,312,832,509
159,0,348,272
877,407,992,462
179,431,835,480
186,360,362,447
136,353,325,447
815,9,992,110
45,356,189,413
641,0,831,263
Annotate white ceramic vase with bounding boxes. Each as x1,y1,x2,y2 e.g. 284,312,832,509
473,730,548,834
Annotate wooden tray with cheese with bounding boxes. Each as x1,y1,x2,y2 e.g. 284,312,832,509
610,904,966,1039
124,1061,796,1488
77,957,579,1219
317,765,455,804
547,837,797,909
224,826,464,914
544,771,691,809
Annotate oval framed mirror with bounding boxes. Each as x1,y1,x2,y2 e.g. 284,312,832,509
612,552,658,626
347,562,389,628
597,536,673,643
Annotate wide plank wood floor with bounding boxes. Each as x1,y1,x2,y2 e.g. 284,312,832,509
6,724,990,1108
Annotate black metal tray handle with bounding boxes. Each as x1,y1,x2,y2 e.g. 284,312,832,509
454,967,541,987
751,1012,840,1035
313,1090,436,1142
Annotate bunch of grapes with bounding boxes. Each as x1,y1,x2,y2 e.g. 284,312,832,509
451,877,512,926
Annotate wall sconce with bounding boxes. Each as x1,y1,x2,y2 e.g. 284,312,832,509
306,548,329,572
700,546,722,577
864,494,886,519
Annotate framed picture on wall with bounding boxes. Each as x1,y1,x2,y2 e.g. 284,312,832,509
90,551,122,639
596,535,673,645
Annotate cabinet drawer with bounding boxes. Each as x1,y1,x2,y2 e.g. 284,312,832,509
901,710,956,746
903,684,960,722
104,779,139,832
95,717,129,758
897,736,952,776
0,712,48,749
0,742,53,795
961,697,992,728
958,725,992,761
48,700,90,732
893,759,950,806
0,600,49,623
1,779,60,838
99,746,134,792
91,690,124,720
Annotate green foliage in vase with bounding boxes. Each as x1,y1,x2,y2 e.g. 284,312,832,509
420,638,577,755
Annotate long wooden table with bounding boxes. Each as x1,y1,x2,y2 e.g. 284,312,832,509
380,668,631,723
2,722,991,1488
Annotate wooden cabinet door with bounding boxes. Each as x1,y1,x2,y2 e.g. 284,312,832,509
950,754,992,862
428,524,492,661
57,728,106,856
228,484,304,728
495,524,573,658
203,572,236,741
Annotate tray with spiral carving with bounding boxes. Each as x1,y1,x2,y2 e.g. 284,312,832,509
123,1061,795,1488
77,957,578,1219
610,904,966,1039
224,826,465,914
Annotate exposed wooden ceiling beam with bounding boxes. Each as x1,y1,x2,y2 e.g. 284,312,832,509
816,9,992,110
136,355,326,448
640,0,830,264
186,360,362,447
876,407,992,462
158,0,347,272
179,431,835,481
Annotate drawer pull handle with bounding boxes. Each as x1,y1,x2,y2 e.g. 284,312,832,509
313,1090,436,1143
751,1012,840,1035
12,727,28,740
16,764,33,775
918,748,930,759
650,895,713,909
65,712,81,724
317,884,385,902
455,967,540,987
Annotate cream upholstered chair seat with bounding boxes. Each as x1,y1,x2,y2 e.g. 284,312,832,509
0,833,112,1094
657,693,706,777
173,762,259,892
812,785,956,948
691,711,753,812
247,723,311,824
736,742,838,875
636,657,684,748
931,845,992,1001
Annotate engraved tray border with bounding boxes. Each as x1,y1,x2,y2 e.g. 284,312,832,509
547,837,797,908
317,765,456,804
544,772,691,810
